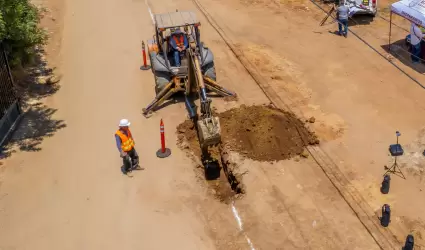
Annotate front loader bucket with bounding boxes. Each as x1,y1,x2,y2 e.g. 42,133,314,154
197,116,221,148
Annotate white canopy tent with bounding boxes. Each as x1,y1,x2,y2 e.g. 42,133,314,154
389,0,425,50
391,0,425,26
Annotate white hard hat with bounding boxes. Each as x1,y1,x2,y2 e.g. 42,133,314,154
119,119,131,127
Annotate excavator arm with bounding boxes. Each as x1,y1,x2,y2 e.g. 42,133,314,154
188,49,221,148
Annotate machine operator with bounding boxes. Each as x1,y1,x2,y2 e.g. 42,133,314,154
169,27,189,67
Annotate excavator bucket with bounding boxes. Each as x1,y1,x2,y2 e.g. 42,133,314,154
197,116,221,148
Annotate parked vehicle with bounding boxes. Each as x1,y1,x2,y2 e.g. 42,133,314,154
345,0,377,17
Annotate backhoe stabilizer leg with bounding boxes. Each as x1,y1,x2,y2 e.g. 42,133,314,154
203,76,237,97
204,83,235,97
142,81,175,117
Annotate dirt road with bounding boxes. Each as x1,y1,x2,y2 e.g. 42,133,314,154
0,0,223,249
195,0,425,246
0,0,418,249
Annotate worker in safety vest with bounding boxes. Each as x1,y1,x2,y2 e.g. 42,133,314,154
169,27,188,67
115,119,140,173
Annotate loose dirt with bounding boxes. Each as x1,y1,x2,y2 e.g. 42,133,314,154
177,104,319,162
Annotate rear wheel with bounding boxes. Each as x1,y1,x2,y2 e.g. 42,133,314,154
149,53,154,73
203,62,216,93
149,51,159,73
154,71,171,95
203,62,216,81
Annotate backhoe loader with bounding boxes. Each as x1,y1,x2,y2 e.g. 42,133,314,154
142,11,236,149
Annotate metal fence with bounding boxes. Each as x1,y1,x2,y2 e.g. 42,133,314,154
0,42,22,147
0,44,17,116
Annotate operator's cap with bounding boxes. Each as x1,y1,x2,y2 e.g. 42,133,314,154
119,119,131,127
173,27,183,34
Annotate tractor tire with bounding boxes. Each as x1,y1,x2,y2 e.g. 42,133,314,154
154,72,171,95
203,62,216,93
149,53,154,73
204,62,216,81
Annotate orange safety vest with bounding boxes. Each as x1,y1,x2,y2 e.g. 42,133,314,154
116,129,135,152
173,35,184,48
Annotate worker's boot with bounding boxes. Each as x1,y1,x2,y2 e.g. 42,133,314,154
124,156,132,173
132,158,139,168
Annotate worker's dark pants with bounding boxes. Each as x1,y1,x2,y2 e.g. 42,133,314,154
338,19,348,36
123,148,139,171
411,43,421,63
173,50,181,66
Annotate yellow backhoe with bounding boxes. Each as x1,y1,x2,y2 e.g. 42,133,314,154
142,10,236,149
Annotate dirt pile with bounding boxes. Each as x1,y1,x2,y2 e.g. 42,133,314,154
177,105,319,162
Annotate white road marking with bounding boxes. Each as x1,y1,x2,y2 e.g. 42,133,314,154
144,0,155,25
231,201,256,250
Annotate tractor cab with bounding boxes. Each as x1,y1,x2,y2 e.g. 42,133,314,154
147,11,201,81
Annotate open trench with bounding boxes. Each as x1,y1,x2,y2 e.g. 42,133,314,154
176,104,320,203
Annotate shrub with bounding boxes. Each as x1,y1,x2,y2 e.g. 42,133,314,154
0,0,47,67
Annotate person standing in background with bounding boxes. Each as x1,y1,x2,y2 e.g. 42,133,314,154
336,2,349,37
410,23,424,64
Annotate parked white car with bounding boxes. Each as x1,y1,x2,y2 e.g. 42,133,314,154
345,0,378,17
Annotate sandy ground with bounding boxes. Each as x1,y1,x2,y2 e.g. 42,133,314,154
1,0,424,249
194,0,425,246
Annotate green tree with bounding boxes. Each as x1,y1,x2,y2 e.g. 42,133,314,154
0,0,47,67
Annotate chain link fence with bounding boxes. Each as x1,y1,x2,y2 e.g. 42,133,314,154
0,42,22,147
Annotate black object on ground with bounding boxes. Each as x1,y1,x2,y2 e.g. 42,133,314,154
380,204,391,227
385,132,406,179
203,157,220,180
389,143,404,156
381,174,391,194
390,131,403,156
403,234,414,250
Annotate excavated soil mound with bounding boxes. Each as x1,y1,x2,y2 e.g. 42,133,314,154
177,105,319,162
